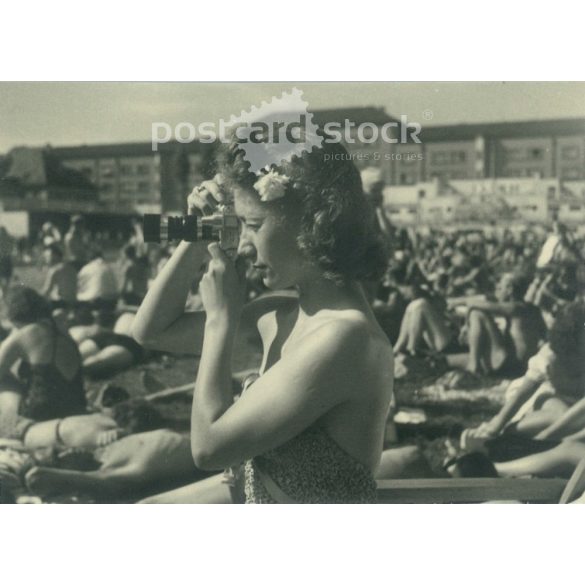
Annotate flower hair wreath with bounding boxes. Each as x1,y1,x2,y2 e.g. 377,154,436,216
253,169,290,202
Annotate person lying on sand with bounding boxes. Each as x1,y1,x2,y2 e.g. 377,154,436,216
70,311,148,378
24,428,204,500
2,397,208,501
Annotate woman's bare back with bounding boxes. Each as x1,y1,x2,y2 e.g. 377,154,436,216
18,321,81,380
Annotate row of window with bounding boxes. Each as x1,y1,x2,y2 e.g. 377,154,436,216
505,147,546,162
91,163,155,179
99,181,154,194
395,167,583,184
119,164,152,176
430,151,467,165
504,145,582,162
400,145,580,167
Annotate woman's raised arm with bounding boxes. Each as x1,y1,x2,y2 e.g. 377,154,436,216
133,179,228,355
132,240,208,355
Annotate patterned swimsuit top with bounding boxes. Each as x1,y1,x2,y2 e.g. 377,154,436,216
237,374,378,504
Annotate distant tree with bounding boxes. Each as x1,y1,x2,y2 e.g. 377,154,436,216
0,154,23,198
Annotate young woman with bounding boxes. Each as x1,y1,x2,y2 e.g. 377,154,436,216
0,286,86,439
133,138,394,503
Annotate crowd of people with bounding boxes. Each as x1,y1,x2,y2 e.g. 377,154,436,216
1,141,585,503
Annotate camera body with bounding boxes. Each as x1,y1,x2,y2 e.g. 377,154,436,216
143,204,239,257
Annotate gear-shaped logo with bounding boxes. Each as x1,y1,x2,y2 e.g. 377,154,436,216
223,88,323,174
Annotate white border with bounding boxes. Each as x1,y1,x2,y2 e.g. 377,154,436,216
2,1,584,582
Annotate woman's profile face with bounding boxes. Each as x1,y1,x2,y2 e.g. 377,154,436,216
234,188,306,290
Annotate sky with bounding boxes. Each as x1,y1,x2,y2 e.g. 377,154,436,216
1,81,584,153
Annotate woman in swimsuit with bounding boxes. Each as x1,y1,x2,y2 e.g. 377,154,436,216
71,312,146,378
0,286,86,439
134,135,394,503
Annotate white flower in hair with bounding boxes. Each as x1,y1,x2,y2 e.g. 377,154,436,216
253,169,290,202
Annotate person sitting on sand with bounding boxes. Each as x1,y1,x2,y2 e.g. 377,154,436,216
450,412,585,482
64,215,89,272
393,294,454,357
0,226,14,297
459,272,546,376
464,300,585,442
384,241,466,358
40,243,77,310
445,247,490,297
40,222,62,248
120,245,150,307
0,286,86,439
76,249,119,313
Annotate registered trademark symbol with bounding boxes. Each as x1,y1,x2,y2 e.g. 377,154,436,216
422,109,434,121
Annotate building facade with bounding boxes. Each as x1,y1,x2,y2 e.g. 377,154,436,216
2,109,583,227
53,141,215,214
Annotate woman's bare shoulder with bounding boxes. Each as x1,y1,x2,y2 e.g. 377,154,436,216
302,310,388,358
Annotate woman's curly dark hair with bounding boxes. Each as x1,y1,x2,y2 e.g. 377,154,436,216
216,132,388,285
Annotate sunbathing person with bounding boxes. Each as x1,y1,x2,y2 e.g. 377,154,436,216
393,295,454,356
70,311,146,378
493,439,585,479
40,243,77,310
0,286,86,439
120,244,150,307
464,300,585,446
459,272,546,376
10,398,207,500
3,384,135,450
445,247,490,297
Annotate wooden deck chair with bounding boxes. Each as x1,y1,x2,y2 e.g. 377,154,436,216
376,477,567,504
559,458,585,504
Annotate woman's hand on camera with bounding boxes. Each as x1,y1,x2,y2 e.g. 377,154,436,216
200,243,247,326
187,175,226,216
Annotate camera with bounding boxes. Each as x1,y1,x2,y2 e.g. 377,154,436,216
143,204,240,257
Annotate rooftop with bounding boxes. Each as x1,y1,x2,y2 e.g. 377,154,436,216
52,140,209,159
418,117,585,142
312,106,400,127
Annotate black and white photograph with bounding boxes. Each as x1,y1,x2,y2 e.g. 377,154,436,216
1,81,584,506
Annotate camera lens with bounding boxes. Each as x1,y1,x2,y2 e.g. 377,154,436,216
143,214,162,243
